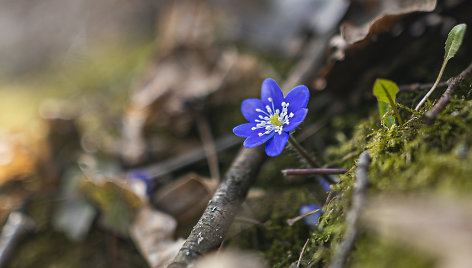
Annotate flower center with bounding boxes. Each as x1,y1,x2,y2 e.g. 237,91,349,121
270,114,282,126
251,98,295,136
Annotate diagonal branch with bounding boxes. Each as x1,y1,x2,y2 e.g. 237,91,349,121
424,62,472,124
168,147,266,267
328,150,371,268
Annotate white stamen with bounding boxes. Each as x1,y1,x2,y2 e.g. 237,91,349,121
251,101,295,137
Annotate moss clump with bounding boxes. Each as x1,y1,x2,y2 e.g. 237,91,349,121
227,187,324,268
304,83,472,267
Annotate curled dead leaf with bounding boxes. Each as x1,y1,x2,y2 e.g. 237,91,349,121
152,173,218,225
341,0,437,46
130,206,184,268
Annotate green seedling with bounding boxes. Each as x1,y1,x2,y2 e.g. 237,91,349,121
415,23,467,111
373,79,403,127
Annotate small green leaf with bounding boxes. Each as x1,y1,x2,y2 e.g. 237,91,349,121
378,101,394,128
444,23,466,62
373,79,399,105
373,79,403,125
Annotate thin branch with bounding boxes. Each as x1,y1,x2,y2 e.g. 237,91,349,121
398,81,447,92
329,150,371,268
133,135,239,180
424,62,472,124
282,168,348,176
196,112,220,181
0,212,35,267
287,208,321,226
297,238,310,268
168,147,266,268
288,135,336,184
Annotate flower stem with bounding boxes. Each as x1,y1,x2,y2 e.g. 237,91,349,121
288,135,336,184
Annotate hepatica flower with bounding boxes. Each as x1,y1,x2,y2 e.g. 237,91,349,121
299,203,322,227
233,78,309,157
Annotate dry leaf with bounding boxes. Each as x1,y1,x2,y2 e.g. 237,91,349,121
194,250,268,268
80,175,144,236
130,206,184,268
341,0,437,45
0,131,49,186
152,173,218,225
362,194,472,268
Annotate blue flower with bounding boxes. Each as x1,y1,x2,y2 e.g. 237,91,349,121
233,78,309,157
127,170,155,198
299,203,322,226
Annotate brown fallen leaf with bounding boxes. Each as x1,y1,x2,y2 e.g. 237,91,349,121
341,0,437,46
194,250,269,268
80,173,144,236
130,206,184,268
362,194,472,268
120,1,237,165
152,173,218,226
0,131,49,186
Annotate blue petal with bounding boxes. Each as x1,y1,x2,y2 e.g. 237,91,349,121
244,130,274,148
265,131,289,157
233,123,256,138
284,85,309,114
261,78,284,110
299,204,322,226
241,99,265,122
284,108,308,132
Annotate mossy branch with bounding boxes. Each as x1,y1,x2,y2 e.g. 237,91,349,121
329,150,371,268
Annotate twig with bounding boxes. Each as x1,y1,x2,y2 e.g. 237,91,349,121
398,81,447,92
168,147,266,268
233,217,292,247
132,135,239,180
288,135,336,184
0,212,35,267
282,168,348,175
195,112,220,181
424,62,472,124
297,238,310,268
329,150,371,268
287,208,321,227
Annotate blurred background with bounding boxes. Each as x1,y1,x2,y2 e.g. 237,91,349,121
1,0,472,267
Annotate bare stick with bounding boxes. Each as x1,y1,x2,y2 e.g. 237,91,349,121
398,81,447,92
287,208,321,227
0,212,35,267
297,238,310,268
288,135,336,184
329,151,371,268
133,135,239,179
196,113,220,181
168,147,266,267
424,62,472,124
282,168,348,176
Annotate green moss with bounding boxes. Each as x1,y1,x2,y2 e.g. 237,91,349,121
300,82,472,267
227,187,324,267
